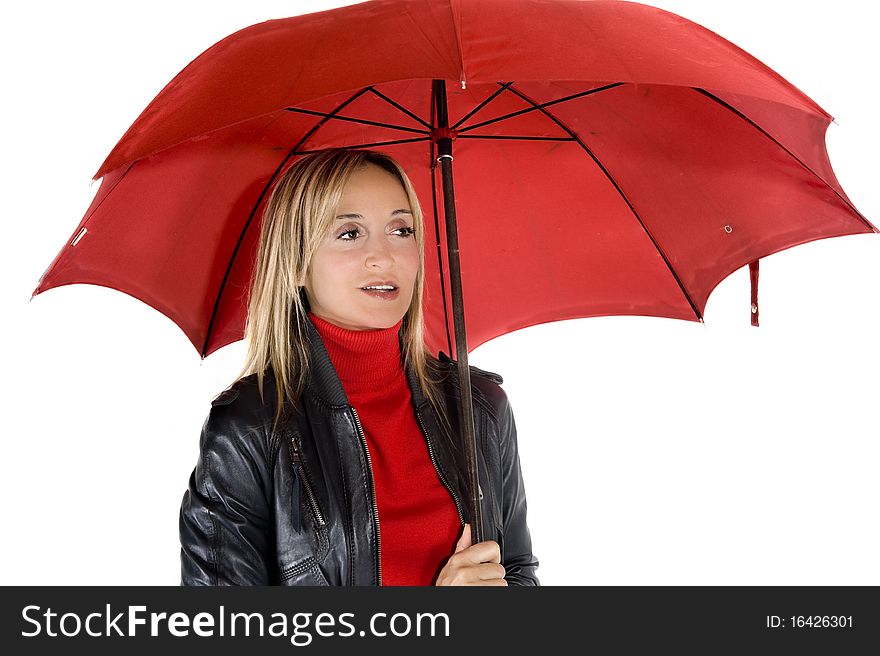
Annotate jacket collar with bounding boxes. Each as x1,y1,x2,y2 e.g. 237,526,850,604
302,312,349,407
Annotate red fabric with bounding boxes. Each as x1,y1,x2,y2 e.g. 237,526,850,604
308,311,461,586
33,0,877,359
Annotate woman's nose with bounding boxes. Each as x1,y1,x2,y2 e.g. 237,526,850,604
364,235,393,268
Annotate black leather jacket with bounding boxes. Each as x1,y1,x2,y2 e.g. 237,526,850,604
179,317,539,586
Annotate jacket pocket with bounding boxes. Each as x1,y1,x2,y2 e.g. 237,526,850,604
288,432,328,531
280,555,330,586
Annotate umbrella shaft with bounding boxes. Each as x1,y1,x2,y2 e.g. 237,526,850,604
433,79,484,546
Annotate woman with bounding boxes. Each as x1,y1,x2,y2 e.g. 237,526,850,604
179,148,539,586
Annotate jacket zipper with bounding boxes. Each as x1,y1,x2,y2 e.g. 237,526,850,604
290,435,327,527
415,409,465,526
350,406,381,586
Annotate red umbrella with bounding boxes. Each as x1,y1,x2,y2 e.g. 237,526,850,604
31,0,877,543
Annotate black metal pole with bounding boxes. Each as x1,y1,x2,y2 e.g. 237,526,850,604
432,79,484,545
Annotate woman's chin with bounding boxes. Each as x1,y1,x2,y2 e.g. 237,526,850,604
330,307,406,331
363,311,406,330
353,295,409,328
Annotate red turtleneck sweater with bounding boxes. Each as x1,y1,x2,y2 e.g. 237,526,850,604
308,311,462,586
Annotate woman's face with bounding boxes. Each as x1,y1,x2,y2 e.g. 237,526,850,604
304,163,420,331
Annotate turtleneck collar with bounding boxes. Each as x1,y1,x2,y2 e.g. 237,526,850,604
307,311,404,392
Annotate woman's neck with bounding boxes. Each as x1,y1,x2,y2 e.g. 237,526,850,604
307,311,404,390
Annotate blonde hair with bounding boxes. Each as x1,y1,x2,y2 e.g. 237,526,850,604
235,148,453,442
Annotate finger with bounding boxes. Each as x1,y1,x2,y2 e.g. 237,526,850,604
475,562,507,581
464,578,508,586
457,539,502,565
454,523,472,553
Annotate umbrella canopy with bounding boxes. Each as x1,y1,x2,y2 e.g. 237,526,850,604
31,0,877,543
31,0,876,358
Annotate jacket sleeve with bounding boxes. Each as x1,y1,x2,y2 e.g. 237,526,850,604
179,402,274,585
498,394,540,586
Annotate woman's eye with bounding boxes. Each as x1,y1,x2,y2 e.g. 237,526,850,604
337,226,414,241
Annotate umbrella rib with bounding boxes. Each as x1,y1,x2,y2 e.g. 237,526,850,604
693,88,876,232
451,82,515,130
284,107,429,135
201,87,374,358
367,87,434,130
502,83,703,322
457,135,576,142
294,136,431,154
458,83,625,134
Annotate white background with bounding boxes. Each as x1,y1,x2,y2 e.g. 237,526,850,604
3,0,877,585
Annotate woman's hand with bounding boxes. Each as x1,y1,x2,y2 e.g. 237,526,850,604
435,523,508,586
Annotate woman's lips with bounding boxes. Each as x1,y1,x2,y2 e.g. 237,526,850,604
360,287,400,301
